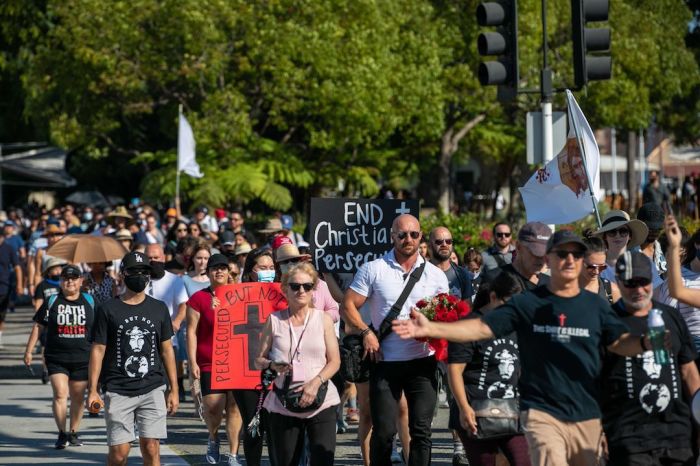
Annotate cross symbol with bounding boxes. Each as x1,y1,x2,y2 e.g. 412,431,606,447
558,313,567,327
395,201,410,215
233,303,265,371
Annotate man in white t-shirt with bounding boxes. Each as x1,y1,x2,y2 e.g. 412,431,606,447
343,214,449,466
144,244,188,400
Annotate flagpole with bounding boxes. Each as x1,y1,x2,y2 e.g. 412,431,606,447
567,91,602,228
175,104,182,219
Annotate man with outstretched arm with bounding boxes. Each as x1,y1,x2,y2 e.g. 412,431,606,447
87,251,179,466
394,230,655,466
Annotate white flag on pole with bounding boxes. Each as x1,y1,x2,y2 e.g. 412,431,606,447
178,113,203,178
519,91,602,224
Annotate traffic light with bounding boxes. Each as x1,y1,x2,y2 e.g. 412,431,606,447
476,0,519,100
571,0,612,88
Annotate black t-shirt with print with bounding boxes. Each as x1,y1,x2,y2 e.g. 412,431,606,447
483,286,629,422
448,309,520,402
34,279,60,303
33,292,94,364
601,300,697,454
92,295,174,396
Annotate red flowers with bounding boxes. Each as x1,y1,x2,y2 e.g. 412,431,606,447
415,293,471,361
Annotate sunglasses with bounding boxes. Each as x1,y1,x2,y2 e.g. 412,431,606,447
208,265,229,272
396,231,421,240
551,250,585,260
280,258,302,265
434,239,453,246
176,228,187,232
606,228,630,237
622,278,651,288
495,232,512,238
585,263,608,272
289,282,314,292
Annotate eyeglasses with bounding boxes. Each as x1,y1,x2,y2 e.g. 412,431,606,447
622,278,651,288
606,228,630,238
396,231,421,240
62,276,81,282
585,263,608,272
289,282,314,292
495,232,512,238
434,239,453,246
551,250,585,260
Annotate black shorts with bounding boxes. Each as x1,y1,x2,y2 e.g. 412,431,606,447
45,360,89,381
200,371,231,397
0,294,10,323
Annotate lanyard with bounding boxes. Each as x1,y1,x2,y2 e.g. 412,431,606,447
288,309,311,363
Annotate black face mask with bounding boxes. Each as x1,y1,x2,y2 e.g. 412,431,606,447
48,274,61,282
150,261,165,280
124,274,150,293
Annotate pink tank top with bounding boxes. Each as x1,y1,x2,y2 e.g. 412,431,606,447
263,308,340,418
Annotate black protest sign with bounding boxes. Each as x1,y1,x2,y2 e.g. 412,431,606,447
309,198,420,272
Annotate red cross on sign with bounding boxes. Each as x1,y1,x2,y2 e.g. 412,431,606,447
211,283,288,390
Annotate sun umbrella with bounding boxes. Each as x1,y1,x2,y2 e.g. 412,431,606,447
46,234,128,264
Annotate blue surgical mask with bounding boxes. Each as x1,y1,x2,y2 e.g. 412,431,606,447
83,212,93,222
256,270,276,283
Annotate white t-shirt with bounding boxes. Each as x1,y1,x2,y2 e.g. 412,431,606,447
656,266,700,338
146,271,188,346
350,250,449,362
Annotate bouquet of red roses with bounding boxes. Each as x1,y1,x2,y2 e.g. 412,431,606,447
415,293,470,361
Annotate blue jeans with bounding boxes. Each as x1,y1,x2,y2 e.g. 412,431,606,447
369,356,437,466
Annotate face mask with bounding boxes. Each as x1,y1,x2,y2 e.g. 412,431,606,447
256,270,276,283
124,274,150,293
49,274,61,282
83,212,93,222
279,263,293,275
150,261,165,280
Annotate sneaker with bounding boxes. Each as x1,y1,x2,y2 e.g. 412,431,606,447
452,452,470,466
205,437,220,464
68,431,83,447
391,448,403,464
54,431,68,449
227,454,242,466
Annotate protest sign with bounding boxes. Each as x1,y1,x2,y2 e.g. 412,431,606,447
309,198,420,272
211,282,288,390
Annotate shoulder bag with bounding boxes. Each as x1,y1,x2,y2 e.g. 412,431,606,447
467,398,522,440
340,262,426,383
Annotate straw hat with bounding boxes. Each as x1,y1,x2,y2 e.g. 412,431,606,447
107,206,134,226
259,218,283,234
274,244,311,264
114,229,133,241
234,243,252,256
42,256,68,275
593,210,648,248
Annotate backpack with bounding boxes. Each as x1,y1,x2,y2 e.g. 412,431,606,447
47,292,95,311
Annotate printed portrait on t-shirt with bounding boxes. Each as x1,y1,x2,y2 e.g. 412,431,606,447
626,350,677,415
126,325,150,352
476,338,519,400
116,318,159,379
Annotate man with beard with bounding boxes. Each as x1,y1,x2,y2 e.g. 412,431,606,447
428,227,471,466
481,222,516,272
144,244,188,401
87,251,179,465
600,251,700,465
343,214,449,466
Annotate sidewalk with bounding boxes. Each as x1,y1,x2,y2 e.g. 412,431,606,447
0,306,188,465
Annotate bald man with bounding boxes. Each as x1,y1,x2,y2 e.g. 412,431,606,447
144,244,189,400
342,214,449,466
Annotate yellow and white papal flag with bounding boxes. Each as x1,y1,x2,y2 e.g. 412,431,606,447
178,112,203,178
519,90,602,224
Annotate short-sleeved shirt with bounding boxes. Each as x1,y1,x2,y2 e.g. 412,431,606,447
0,242,19,295
350,250,449,361
92,296,174,396
146,271,188,346
183,274,210,297
448,309,520,402
34,279,61,303
5,234,23,255
601,300,697,454
33,292,95,364
482,286,629,421
187,288,216,372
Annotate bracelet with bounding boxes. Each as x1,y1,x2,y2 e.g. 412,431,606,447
316,374,326,384
640,334,649,352
360,327,372,338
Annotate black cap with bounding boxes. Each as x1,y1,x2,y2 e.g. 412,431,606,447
615,251,653,282
637,203,665,231
220,230,235,246
61,264,82,279
546,230,588,254
120,251,151,272
195,205,208,214
207,253,229,270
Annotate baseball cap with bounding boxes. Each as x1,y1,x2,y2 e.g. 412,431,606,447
546,230,588,254
120,251,151,272
195,205,208,214
636,203,665,231
61,264,82,279
281,214,294,231
271,235,292,250
207,253,229,270
615,251,652,282
517,222,552,257
220,230,235,246
165,208,177,218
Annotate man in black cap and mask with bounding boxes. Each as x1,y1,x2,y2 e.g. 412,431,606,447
87,251,179,465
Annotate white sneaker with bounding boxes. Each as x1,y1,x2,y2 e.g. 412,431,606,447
227,454,242,466
391,448,404,464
